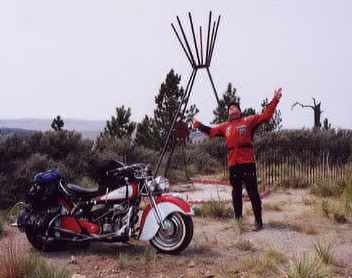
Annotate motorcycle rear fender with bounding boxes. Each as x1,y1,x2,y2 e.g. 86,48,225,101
138,195,192,241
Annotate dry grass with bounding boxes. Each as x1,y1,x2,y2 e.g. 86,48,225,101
302,196,316,206
193,199,233,219
311,179,344,198
0,215,4,239
313,240,336,266
263,202,284,211
342,174,352,216
268,219,319,235
308,175,352,225
115,246,157,270
286,254,331,278
245,207,254,216
234,248,288,277
0,241,70,278
319,199,348,223
279,177,310,189
234,239,256,252
291,223,320,235
142,246,157,265
226,218,249,235
116,252,137,270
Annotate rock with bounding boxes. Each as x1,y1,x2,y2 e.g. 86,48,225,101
204,271,215,278
188,260,195,268
72,275,86,278
94,265,99,270
69,256,77,265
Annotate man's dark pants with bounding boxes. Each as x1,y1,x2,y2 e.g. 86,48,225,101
229,163,262,225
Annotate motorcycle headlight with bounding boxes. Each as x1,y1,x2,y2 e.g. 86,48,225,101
147,180,156,192
155,176,170,193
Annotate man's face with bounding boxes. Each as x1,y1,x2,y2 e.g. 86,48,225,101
228,105,241,120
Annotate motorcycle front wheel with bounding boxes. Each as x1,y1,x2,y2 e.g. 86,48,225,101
150,212,193,255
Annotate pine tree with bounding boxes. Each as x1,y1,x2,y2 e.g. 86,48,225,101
212,83,240,124
135,115,159,149
323,118,332,130
153,69,198,149
103,105,136,139
242,107,256,117
258,98,283,133
51,115,64,131
184,104,199,127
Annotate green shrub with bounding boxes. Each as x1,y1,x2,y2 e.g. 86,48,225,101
0,131,94,209
187,150,220,175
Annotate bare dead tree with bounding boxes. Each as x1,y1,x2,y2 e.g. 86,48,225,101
291,98,322,130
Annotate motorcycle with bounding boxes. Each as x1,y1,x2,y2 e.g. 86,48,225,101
15,160,193,254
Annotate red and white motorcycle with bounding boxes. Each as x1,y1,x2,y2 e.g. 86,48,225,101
16,160,193,254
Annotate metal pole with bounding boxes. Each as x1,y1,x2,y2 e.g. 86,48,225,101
171,23,193,68
209,15,221,65
207,22,216,66
205,11,212,67
206,68,220,105
154,69,197,177
180,67,198,117
200,26,204,65
188,12,201,66
176,16,197,67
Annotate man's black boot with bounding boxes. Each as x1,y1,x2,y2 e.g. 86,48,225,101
253,219,263,231
253,223,263,231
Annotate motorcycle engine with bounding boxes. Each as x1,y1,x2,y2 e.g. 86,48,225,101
17,207,59,234
91,203,133,234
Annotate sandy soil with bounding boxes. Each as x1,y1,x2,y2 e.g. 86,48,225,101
1,186,352,278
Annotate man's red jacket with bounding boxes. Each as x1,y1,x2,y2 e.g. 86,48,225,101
195,97,280,167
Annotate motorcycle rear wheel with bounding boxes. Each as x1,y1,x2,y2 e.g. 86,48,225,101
150,212,193,255
25,228,61,252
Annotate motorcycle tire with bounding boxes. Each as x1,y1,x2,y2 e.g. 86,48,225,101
25,228,62,252
150,212,193,255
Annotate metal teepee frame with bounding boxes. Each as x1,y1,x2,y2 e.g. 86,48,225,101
154,11,222,177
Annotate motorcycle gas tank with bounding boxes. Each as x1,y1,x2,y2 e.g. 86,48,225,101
96,182,138,203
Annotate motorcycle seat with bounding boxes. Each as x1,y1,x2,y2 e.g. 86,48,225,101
66,183,100,198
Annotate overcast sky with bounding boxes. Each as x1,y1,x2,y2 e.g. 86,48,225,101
1,0,351,129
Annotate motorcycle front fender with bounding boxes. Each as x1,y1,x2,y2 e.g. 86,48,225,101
138,195,192,241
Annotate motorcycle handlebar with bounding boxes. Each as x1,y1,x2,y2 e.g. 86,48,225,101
109,163,151,176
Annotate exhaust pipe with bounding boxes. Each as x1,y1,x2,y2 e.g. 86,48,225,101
53,226,129,242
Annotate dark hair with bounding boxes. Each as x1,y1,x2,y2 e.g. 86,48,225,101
227,101,241,112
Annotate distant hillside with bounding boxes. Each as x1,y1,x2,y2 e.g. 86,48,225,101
0,118,106,139
0,127,35,137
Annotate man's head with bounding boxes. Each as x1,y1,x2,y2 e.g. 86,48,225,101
228,101,241,120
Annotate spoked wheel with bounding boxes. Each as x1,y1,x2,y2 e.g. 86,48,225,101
150,212,193,255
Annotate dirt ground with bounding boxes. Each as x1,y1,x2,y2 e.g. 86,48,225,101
1,185,352,278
